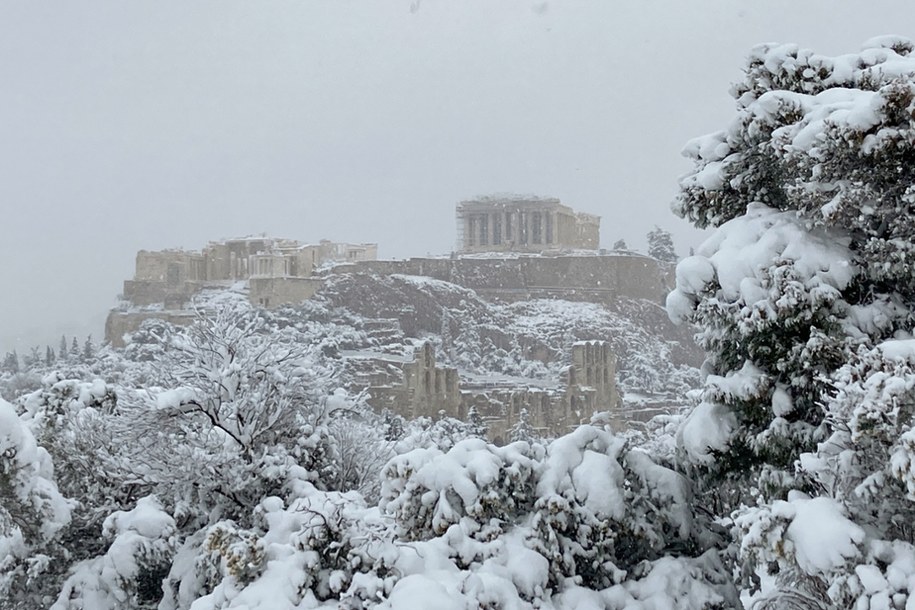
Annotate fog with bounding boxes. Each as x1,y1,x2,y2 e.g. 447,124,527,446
0,0,908,352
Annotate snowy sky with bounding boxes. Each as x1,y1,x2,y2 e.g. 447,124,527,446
0,0,910,352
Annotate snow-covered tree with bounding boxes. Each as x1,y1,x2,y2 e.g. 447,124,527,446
51,496,176,610
1,304,391,609
0,377,137,607
0,396,73,607
508,407,535,443
734,341,915,609
669,36,915,605
20,377,123,517
465,405,487,438
612,238,628,250
647,226,677,262
2,351,19,374
328,413,393,503
82,335,94,362
381,409,405,442
59,336,68,361
119,305,351,523
23,346,41,369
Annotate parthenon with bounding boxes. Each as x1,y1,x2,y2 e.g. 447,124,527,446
456,196,600,253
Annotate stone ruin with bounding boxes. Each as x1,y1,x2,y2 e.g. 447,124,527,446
107,237,377,346
343,337,618,443
456,195,600,253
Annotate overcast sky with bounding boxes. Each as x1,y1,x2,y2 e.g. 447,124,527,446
0,0,910,353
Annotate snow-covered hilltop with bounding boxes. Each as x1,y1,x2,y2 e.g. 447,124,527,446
102,255,699,441
101,198,696,439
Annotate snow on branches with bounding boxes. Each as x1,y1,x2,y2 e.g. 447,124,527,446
0,396,72,567
671,35,915,608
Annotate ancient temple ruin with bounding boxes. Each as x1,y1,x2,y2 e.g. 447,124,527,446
456,196,600,253
344,339,618,441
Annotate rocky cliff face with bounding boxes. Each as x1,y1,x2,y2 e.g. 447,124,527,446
316,271,702,422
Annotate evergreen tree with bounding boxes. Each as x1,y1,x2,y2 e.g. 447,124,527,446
508,407,535,443
82,335,94,361
647,226,677,262
465,405,487,438
382,409,405,442
612,238,628,250
59,335,69,360
23,346,41,368
44,346,55,367
1,350,19,374
70,337,79,360
669,36,915,607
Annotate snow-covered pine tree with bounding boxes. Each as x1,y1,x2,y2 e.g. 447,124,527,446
70,337,79,361
382,409,405,442
59,335,68,361
82,336,94,361
647,226,677,262
10,376,129,606
613,238,628,250
23,346,41,369
0,396,73,607
1,351,19,374
669,36,915,606
397,412,484,452
466,405,487,438
379,424,737,606
508,407,535,443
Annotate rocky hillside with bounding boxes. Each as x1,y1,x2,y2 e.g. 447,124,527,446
315,271,702,407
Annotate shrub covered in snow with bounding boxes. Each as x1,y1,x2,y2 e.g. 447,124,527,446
0,396,73,607
380,425,731,602
0,306,390,610
51,496,176,610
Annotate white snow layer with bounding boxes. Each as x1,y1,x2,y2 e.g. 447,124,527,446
537,425,627,520
775,491,865,574
677,401,737,465
878,339,915,363
667,203,856,324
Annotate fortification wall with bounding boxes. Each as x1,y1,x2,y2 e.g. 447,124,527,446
249,277,324,308
105,310,197,348
341,254,670,304
135,250,205,283
123,280,202,307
